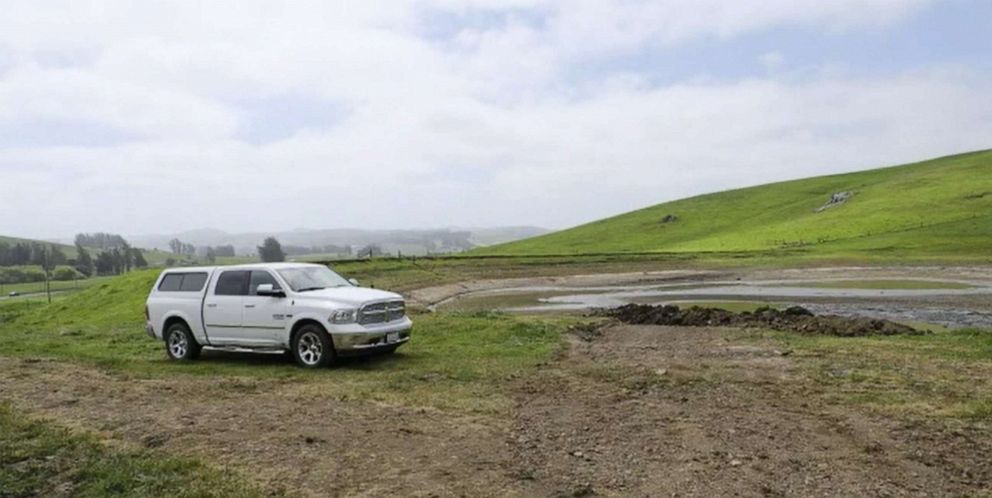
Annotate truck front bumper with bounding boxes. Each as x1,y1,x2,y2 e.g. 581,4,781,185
330,317,412,355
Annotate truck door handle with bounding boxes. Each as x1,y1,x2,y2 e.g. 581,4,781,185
244,304,255,308
206,303,217,308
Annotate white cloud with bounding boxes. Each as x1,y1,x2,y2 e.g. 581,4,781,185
759,51,786,71
0,0,987,239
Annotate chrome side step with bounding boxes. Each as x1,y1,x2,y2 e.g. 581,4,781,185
202,346,287,355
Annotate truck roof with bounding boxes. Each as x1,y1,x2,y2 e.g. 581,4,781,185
161,262,325,273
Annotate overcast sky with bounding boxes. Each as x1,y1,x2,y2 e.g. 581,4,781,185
1,1,991,239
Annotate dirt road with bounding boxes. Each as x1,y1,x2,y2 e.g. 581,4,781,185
3,321,988,497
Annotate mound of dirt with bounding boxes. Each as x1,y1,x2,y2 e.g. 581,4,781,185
599,304,926,336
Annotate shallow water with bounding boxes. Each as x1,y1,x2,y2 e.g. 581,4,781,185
439,279,992,329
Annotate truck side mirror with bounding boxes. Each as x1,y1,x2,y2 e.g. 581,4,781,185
256,284,285,297
347,278,360,287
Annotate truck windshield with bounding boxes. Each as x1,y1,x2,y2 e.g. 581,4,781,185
277,266,352,292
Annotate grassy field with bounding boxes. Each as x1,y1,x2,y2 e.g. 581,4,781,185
749,327,992,421
0,270,574,414
0,274,116,297
477,149,992,260
0,404,269,498
0,263,990,495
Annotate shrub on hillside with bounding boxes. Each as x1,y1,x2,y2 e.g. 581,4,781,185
0,267,46,284
52,266,82,281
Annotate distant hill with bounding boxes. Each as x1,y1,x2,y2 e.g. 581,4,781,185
477,150,992,261
129,226,550,257
0,234,76,253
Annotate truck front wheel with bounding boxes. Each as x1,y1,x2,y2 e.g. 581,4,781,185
165,322,201,361
292,324,334,368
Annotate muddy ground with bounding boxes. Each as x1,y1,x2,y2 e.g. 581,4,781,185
2,321,989,497
601,303,923,336
420,266,992,329
411,266,992,310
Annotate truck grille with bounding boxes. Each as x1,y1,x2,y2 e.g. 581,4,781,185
358,300,405,325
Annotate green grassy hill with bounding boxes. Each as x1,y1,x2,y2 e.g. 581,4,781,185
478,150,992,262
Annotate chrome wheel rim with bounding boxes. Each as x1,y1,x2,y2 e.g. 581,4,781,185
168,330,188,358
298,331,323,366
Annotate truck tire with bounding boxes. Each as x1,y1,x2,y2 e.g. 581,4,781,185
292,323,334,368
165,322,201,361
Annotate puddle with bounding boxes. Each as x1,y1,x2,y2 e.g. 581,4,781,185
436,278,992,329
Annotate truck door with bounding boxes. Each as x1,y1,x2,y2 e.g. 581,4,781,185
242,270,289,345
203,270,248,344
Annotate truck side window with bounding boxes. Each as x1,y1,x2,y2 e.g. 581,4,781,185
179,272,208,292
215,271,249,296
249,271,281,295
158,274,183,291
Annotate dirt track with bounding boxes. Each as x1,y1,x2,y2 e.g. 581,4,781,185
3,322,989,497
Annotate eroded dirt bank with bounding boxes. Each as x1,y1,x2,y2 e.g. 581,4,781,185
2,322,989,497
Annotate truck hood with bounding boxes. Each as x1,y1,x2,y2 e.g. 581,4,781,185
293,286,403,307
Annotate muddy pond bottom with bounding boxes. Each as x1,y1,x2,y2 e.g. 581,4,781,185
437,278,992,329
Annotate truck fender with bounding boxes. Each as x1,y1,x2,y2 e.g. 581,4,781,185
161,310,209,345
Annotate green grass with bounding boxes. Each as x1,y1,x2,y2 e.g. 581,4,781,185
0,270,572,413
0,403,272,498
478,149,992,262
0,274,116,296
775,279,976,290
749,327,992,420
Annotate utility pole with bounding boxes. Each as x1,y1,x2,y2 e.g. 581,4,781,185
43,247,52,304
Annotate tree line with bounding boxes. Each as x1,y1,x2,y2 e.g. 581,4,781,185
165,239,235,264
73,232,148,277
0,241,68,267
0,234,148,284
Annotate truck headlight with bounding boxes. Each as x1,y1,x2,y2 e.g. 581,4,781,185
329,309,358,324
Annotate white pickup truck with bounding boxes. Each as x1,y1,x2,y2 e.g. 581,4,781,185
144,263,412,368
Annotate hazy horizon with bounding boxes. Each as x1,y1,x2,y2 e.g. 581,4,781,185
3,1,991,239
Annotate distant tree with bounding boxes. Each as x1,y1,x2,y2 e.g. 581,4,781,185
52,267,81,281
168,238,183,255
257,237,285,262
111,248,124,274
214,245,236,257
74,244,94,277
35,245,61,273
75,233,128,250
49,245,67,266
120,242,132,272
94,251,115,275
205,247,217,263
130,248,148,268
10,243,30,265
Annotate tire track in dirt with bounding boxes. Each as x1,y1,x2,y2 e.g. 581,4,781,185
505,324,992,497
0,358,536,497
2,323,990,497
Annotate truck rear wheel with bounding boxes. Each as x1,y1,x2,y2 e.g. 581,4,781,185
292,324,334,368
165,322,201,361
